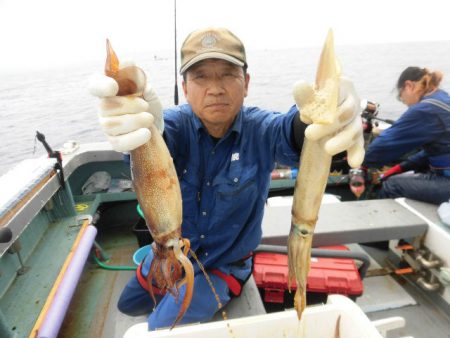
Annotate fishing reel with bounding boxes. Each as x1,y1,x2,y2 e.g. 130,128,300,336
361,99,380,120
360,99,397,149
361,99,395,130
361,99,381,135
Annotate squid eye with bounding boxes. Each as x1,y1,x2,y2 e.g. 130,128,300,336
300,229,309,236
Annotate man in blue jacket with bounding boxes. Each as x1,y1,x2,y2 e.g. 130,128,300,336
89,27,364,329
364,66,450,205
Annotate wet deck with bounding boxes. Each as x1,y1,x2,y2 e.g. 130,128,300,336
59,204,145,338
70,241,450,337
361,244,450,338
47,200,450,337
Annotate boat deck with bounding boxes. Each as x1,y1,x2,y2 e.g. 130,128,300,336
60,236,139,337
1,144,449,337
361,244,450,338
60,199,449,338
72,238,450,338
58,202,267,337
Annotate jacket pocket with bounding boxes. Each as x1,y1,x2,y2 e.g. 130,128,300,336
180,165,200,223
214,165,259,222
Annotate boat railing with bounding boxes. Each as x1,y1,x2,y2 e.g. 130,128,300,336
0,142,125,257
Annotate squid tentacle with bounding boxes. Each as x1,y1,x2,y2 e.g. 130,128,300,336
147,260,159,309
170,241,194,329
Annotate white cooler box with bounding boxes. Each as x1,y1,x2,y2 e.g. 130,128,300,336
124,294,408,338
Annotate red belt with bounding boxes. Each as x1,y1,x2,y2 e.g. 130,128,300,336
210,253,253,297
210,269,243,296
136,262,166,295
137,255,251,297
138,265,243,297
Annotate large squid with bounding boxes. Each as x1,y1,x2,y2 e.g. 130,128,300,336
104,40,194,329
288,30,341,319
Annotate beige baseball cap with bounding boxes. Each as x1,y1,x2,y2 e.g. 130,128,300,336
180,27,247,74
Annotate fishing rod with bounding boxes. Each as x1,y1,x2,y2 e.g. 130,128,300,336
361,100,395,125
173,0,179,105
35,131,65,189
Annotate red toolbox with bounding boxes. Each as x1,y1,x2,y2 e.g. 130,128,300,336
252,245,363,304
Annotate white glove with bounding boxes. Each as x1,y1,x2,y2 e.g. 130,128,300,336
293,77,365,168
88,62,164,153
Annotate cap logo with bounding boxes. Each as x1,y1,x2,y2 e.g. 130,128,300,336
201,33,218,49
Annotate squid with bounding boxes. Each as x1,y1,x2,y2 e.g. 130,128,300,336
104,39,194,329
288,30,341,319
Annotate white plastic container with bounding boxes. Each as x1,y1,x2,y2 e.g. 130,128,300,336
124,295,384,338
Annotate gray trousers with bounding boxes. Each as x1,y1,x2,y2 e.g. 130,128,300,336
379,172,450,205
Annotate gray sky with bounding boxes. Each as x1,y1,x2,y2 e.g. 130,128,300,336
0,0,449,71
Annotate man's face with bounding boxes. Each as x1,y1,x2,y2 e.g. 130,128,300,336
182,59,250,137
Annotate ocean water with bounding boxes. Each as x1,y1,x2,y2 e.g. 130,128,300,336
1,40,449,176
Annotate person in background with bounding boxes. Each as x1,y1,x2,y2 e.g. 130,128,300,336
364,67,450,205
89,27,364,330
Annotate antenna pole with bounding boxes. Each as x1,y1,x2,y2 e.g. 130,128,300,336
174,0,179,105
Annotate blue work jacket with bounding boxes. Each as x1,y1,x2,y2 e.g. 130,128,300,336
163,104,299,273
364,90,450,170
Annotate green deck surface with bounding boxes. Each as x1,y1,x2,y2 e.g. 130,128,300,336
1,216,81,337
60,232,138,337
0,189,138,337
